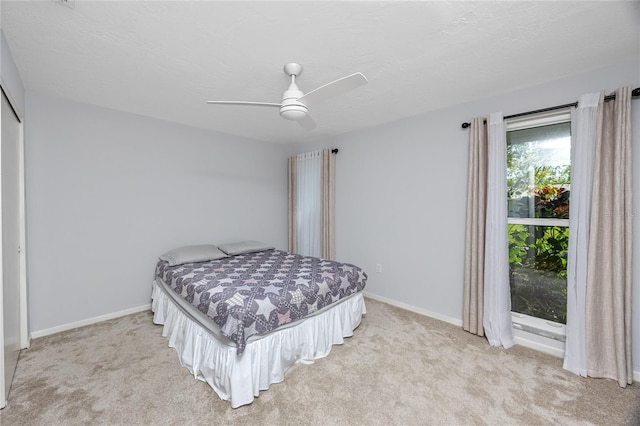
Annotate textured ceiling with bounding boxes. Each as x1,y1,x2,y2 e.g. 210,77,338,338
2,1,639,144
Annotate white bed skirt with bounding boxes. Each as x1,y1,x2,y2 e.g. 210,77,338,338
151,281,366,408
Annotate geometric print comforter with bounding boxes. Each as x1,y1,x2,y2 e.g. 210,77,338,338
155,249,367,354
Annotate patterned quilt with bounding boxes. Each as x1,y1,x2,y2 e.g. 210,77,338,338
155,249,367,354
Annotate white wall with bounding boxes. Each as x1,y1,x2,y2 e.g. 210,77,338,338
296,60,640,372
25,92,288,333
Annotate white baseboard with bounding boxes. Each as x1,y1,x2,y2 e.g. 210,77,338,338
30,304,151,339
363,291,640,381
363,291,463,327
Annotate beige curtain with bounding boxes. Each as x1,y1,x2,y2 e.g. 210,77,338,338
287,149,336,259
463,117,487,336
585,86,633,387
287,155,298,253
321,149,336,260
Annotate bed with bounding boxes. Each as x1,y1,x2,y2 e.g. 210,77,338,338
150,241,367,408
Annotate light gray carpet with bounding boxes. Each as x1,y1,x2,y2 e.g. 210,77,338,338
1,298,638,425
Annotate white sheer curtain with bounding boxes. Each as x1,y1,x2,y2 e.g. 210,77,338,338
563,92,600,376
483,112,515,349
295,150,322,257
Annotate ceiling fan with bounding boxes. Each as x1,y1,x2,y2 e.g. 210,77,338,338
206,63,368,130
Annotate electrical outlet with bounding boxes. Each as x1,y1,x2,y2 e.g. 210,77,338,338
375,263,383,273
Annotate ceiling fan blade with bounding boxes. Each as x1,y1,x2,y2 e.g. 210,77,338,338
206,101,281,107
297,115,317,131
298,72,368,107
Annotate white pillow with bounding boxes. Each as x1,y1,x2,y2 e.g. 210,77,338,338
217,240,274,256
159,244,228,266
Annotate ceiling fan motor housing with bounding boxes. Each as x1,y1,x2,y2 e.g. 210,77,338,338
279,85,308,121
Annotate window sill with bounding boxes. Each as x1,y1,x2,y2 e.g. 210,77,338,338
511,312,565,343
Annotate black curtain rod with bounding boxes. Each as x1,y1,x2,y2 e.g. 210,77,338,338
331,148,339,154
461,87,640,129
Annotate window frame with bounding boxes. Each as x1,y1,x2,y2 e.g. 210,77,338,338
506,109,571,341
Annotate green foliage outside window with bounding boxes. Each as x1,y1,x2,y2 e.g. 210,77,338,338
508,224,568,323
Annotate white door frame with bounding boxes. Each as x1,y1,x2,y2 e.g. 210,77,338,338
17,100,27,350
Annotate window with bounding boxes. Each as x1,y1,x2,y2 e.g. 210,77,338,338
506,111,571,340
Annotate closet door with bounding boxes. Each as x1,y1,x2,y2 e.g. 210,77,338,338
1,89,21,408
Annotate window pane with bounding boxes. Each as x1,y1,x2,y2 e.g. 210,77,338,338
507,122,571,219
508,224,568,324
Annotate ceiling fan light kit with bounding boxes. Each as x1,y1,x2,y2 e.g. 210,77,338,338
279,103,308,121
206,63,368,130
